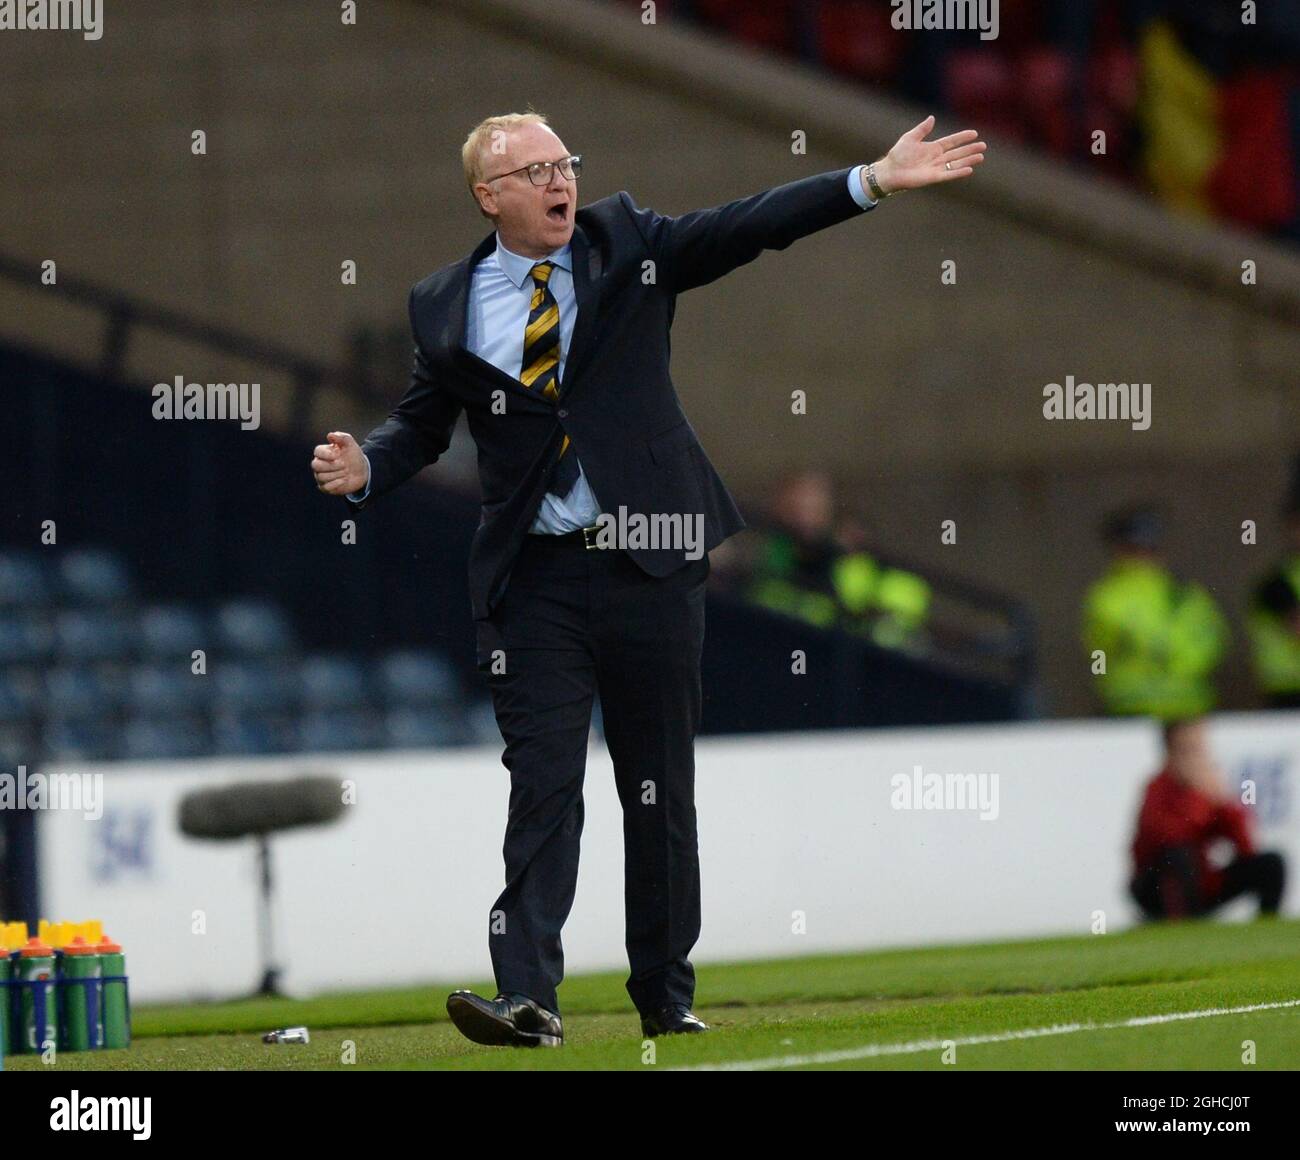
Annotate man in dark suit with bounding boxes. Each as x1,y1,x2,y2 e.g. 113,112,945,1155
311,112,984,1047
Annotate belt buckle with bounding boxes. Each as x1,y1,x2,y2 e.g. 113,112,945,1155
580,524,602,550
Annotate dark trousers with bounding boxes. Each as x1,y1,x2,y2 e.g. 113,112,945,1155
1131,845,1287,920
475,532,710,1016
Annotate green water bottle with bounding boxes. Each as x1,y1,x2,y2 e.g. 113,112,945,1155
16,937,56,1055
96,935,130,1049
59,936,103,1051
0,942,11,1062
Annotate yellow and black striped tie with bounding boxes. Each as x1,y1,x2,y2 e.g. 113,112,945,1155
522,260,580,496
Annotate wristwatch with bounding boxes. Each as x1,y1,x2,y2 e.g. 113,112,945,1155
864,161,894,200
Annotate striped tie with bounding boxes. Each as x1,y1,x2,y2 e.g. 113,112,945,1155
522,260,580,497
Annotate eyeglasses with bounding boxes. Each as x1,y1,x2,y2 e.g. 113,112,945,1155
484,154,582,187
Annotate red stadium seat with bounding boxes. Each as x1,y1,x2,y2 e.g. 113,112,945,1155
815,1,902,85
1091,43,1140,114
1086,45,1140,177
694,0,795,53
1211,71,1297,230
990,0,1044,55
1020,47,1073,156
944,50,1024,142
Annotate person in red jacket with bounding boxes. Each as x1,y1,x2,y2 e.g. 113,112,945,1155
1130,717,1286,920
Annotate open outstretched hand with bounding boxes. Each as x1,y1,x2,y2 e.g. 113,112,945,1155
871,115,986,195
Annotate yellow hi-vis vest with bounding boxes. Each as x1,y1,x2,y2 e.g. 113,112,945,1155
748,537,931,648
1249,555,1300,696
1082,558,1228,719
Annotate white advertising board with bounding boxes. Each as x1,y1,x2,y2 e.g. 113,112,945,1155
31,713,1298,1002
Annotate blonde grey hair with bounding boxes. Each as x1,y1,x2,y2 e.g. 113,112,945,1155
462,111,552,219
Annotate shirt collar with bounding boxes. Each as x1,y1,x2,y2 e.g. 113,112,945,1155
495,235,573,289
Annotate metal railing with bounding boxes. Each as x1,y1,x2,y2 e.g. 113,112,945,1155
0,251,356,431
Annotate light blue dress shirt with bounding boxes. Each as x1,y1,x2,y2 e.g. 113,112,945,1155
350,169,875,524
470,237,602,534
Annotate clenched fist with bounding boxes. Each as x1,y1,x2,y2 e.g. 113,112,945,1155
311,431,368,496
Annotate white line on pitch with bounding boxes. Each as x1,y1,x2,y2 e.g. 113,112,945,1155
671,998,1300,1071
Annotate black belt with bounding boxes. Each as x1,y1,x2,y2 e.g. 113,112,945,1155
529,524,615,550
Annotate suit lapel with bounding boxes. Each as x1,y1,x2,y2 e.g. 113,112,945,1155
447,231,540,404
558,223,602,402
445,221,602,405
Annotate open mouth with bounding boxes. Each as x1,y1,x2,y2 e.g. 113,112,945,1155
547,204,568,223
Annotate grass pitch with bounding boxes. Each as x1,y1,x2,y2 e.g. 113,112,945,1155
7,918,1298,1071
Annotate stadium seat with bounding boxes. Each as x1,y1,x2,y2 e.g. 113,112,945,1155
123,714,210,760
1086,44,1139,177
814,1,901,84
57,548,133,605
944,51,1023,142
0,722,34,768
54,608,136,662
298,654,369,710
211,711,299,756
0,613,55,664
45,665,122,717
376,649,462,707
43,715,120,761
215,599,297,656
0,551,51,608
212,659,298,713
464,699,502,746
0,669,41,722
1020,47,1073,156
299,708,383,752
385,706,466,749
1092,42,1139,114
694,0,795,53
125,661,212,714
991,0,1043,55
138,605,209,659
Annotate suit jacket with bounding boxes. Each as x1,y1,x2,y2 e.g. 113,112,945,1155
352,166,867,620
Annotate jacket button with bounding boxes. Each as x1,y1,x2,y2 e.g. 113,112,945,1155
558,408,568,418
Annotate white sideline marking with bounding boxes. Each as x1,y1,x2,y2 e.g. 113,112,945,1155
672,998,1300,1071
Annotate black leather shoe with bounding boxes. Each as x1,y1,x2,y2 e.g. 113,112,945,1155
446,989,563,1048
640,1003,710,1037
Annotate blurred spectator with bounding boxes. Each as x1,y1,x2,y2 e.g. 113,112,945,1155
745,470,931,649
1082,507,1228,719
1248,465,1300,708
1130,717,1286,920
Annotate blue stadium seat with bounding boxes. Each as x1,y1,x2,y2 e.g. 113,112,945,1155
54,608,135,662
0,723,34,768
299,708,383,752
0,669,42,722
215,599,296,657
0,614,55,664
212,660,298,713
123,715,210,760
0,552,51,609
385,707,467,749
125,662,211,714
138,605,208,659
57,548,133,605
45,666,122,717
43,716,120,761
211,711,299,756
298,654,369,710
465,699,501,745
377,649,462,707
